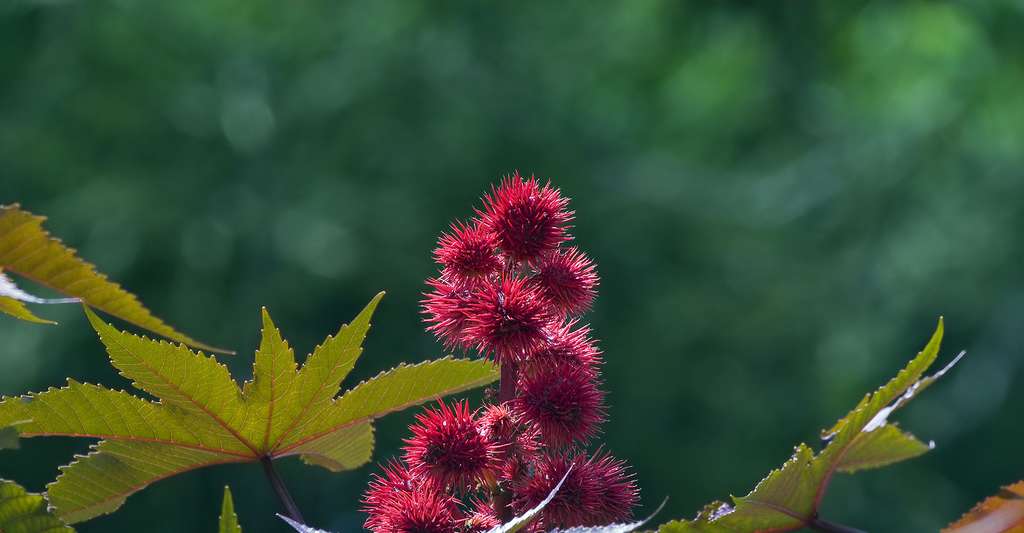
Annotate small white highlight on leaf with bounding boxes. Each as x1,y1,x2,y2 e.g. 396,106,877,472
864,350,966,433
0,272,80,305
277,514,333,533
709,501,734,520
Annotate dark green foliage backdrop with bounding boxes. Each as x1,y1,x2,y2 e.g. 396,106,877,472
1,1,1022,531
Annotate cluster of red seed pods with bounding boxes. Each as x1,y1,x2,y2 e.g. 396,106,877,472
363,173,638,532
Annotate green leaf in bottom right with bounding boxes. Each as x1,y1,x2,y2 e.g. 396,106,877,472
659,318,961,533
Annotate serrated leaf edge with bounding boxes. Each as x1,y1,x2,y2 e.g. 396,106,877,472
0,204,230,353
273,356,498,457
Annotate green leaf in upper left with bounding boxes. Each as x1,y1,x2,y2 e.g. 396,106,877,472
0,292,499,524
0,204,228,352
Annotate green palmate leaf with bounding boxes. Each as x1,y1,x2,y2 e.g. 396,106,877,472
944,481,1024,533
0,204,226,352
219,486,242,533
48,441,237,524
831,423,931,474
277,356,505,468
659,318,960,533
0,479,73,533
0,293,499,524
287,421,374,472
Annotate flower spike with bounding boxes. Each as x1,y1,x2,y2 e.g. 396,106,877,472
372,175,638,530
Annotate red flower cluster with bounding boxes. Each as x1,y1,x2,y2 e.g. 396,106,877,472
364,173,638,532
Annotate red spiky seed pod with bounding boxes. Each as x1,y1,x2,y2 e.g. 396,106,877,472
479,172,573,263
368,487,464,533
363,460,415,515
463,499,502,531
403,400,499,490
433,219,501,284
513,451,638,528
524,320,601,374
477,404,539,455
477,403,540,479
463,276,554,364
532,246,598,316
514,361,605,446
500,454,533,492
421,277,476,351
588,452,641,524
363,461,466,533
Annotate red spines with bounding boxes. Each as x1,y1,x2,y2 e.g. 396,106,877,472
463,500,502,531
434,220,501,283
363,461,415,519
366,174,638,531
477,403,540,479
587,452,642,524
531,246,598,316
479,172,573,263
363,462,463,533
375,489,464,533
514,361,606,447
403,401,499,491
512,451,639,529
422,278,476,351
462,276,555,365
523,320,601,373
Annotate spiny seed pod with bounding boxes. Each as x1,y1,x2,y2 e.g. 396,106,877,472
369,487,463,533
587,452,641,524
514,361,606,446
462,276,554,364
363,461,465,532
421,277,476,351
403,400,499,490
479,172,573,263
513,451,638,528
532,246,598,316
433,219,501,284
524,320,601,374
463,499,502,531
362,460,415,514
477,403,540,479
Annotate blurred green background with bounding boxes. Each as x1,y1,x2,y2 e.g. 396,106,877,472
1,1,1022,531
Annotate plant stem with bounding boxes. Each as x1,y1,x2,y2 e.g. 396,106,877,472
492,360,519,521
261,455,304,524
809,516,867,533
498,360,518,403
